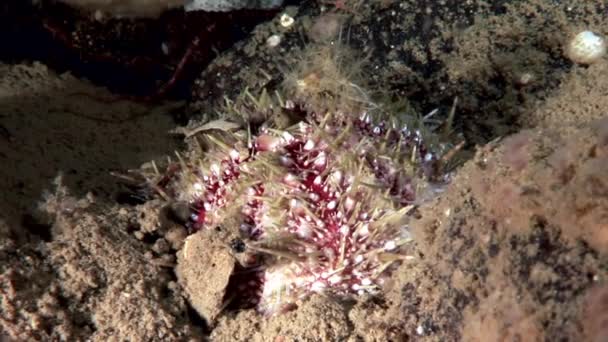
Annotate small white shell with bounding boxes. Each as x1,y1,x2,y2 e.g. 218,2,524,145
280,13,295,28
566,30,607,65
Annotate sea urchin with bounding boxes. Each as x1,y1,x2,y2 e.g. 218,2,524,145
152,104,451,315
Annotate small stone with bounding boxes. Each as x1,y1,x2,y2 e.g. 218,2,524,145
266,34,282,48
133,230,145,240
165,226,188,250
153,238,170,254
515,72,535,86
161,253,176,264
416,325,425,335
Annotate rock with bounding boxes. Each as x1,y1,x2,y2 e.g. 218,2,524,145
176,231,235,325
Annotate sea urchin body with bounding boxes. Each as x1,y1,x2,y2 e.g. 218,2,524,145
161,112,444,315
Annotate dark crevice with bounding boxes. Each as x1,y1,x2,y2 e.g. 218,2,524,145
21,214,53,242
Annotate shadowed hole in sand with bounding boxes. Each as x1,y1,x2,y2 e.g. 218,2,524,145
21,213,52,242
